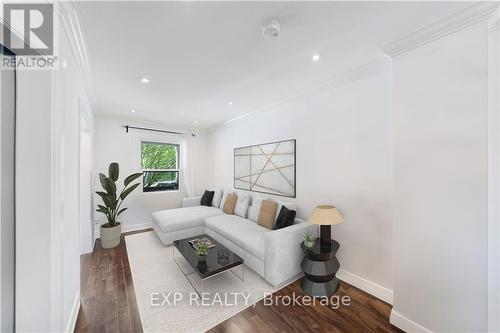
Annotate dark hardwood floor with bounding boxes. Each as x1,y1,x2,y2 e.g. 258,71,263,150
208,280,402,333
75,229,149,333
75,229,402,333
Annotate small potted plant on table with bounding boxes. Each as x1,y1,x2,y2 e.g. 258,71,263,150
304,232,316,249
96,162,142,249
195,242,210,262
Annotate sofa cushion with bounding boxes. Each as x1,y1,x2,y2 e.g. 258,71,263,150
152,206,223,233
200,190,214,206
212,189,223,208
223,192,238,214
275,200,297,223
205,214,270,260
274,206,296,230
257,200,278,230
234,193,250,218
219,191,229,209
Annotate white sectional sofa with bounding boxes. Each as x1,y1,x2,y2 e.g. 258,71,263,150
151,192,316,286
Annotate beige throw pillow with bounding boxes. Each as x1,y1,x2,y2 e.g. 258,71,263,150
223,192,238,215
257,200,278,229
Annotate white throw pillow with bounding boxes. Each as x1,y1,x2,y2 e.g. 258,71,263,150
219,191,230,209
234,194,250,218
212,189,222,208
248,196,269,222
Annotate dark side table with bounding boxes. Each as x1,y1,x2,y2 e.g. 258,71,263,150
301,238,340,296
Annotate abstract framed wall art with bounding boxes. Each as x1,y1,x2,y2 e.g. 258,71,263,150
234,139,296,198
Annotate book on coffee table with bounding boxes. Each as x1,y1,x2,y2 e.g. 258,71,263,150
188,237,216,250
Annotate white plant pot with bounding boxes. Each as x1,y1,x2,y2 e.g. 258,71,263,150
100,223,121,249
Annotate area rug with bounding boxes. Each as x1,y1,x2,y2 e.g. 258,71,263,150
125,231,276,332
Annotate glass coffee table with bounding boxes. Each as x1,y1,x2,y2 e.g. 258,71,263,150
173,234,244,295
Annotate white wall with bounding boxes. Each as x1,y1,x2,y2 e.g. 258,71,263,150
15,7,94,332
208,68,393,294
93,116,210,230
55,34,92,333
487,10,500,332
16,69,53,332
391,23,489,332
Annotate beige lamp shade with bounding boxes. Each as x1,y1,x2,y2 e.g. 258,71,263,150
309,205,344,225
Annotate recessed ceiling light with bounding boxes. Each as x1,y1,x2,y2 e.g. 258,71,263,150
312,53,323,62
131,109,136,113
140,77,150,83
228,101,233,105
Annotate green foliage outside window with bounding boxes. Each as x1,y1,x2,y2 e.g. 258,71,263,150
141,142,179,190
141,142,178,169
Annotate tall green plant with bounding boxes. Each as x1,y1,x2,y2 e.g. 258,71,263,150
96,162,142,227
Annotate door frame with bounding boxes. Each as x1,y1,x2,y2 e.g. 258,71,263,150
78,98,94,254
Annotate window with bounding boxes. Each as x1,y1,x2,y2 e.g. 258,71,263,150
141,141,180,192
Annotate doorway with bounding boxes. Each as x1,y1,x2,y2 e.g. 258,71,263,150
79,103,93,254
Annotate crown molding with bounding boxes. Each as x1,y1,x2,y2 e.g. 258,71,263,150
491,4,500,32
57,1,98,114
491,16,500,32
382,2,499,58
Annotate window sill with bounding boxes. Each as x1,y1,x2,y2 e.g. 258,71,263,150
142,190,182,195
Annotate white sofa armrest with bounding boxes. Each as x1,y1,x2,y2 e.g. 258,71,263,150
264,221,317,286
182,196,202,208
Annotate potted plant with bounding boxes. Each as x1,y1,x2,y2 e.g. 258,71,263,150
195,242,210,262
304,232,316,249
96,162,142,249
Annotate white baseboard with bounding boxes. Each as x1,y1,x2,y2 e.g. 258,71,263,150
65,291,81,333
276,272,304,290
390,310,433,333
122,222,152,233
94,222,152,239
94,223,100,242
336,269,393,305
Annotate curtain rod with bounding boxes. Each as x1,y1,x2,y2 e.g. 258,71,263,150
122,125,196,137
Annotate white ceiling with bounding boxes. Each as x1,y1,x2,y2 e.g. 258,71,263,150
76,1,469,128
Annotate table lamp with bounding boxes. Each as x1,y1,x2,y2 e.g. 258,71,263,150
309,205,344,245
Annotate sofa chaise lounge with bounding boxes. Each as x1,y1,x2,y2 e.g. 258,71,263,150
152,191,316,286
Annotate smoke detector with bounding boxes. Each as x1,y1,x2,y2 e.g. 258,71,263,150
262,20,280,39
